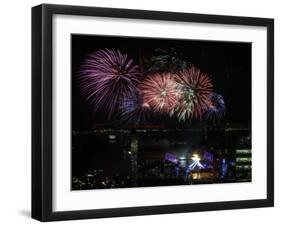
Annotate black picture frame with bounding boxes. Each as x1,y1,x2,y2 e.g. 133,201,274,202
32,4,274,222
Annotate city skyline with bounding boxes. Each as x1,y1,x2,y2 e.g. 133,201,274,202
71,34,252,190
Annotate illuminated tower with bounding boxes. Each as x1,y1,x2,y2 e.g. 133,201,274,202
130,134,138,185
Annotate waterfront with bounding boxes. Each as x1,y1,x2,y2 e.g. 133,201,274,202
72,125,251,190
71,36,252,190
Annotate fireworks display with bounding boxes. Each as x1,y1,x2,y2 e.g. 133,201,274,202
144,48,191,74
78,48,224,125
120,94,150,126
205,93,226,121
79,48,140,119
140,73,179,113
175,66,213,120
72,36,252,192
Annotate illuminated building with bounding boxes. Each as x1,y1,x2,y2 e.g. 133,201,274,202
235,149,251,180
130,135,139,184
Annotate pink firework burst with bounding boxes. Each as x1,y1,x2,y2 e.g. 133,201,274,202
78,48,140,119
176,66,213,120
140,73,179,113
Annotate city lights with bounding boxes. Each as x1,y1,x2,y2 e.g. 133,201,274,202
189,154,204,170
71,37,252,190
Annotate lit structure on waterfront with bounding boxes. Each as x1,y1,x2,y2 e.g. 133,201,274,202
189,154,204,170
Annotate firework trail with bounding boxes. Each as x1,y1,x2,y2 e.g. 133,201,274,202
139,73,179,114
175,66,213,121
120,94,150,126
79,48,140,119
205,93,225,121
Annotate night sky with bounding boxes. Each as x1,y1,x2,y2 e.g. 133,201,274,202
71,34,251,129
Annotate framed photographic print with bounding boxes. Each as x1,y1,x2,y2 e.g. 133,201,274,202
32,4,274,221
